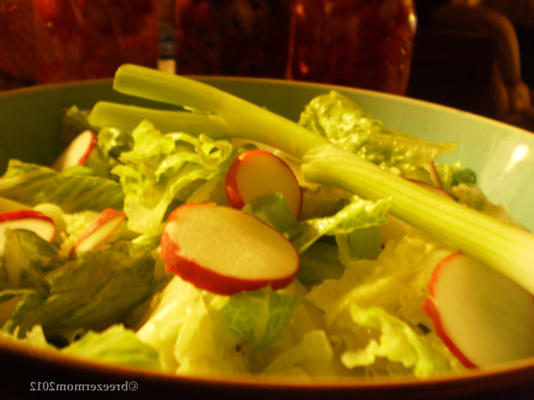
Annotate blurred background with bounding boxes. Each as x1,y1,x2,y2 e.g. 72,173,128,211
0,0,533,131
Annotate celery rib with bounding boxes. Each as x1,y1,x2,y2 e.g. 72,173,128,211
90,64,534,296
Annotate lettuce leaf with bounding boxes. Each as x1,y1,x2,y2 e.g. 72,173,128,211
109,120,235,234
1,229,63,292
261,330,335,377
136,277,247,374
341,304,451,377
62,324,162,370
297,242,345,288
0,160,123,212
219,288,300,351
298,91,456,175
3,243,159,343
304,233,463,376
242,192,298,234
290,195,391,253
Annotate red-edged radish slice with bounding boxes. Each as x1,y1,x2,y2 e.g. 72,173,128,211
425,161,442,188
423,252,534,368
408,179,454,201
0,210,55,253
70,208,125,255
161,202,299,295
226,150,303,217
52,129,97,171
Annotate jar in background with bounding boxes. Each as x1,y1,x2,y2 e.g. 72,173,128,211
174,0,292,78
0,0,35,89
34,0,160,83
289,0,417,94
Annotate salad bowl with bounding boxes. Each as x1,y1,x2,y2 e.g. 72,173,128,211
0,77,534,399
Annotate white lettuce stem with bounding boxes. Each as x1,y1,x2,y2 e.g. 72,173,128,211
110,64,534,296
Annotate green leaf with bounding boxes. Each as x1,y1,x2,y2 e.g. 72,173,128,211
290,195,391,253
242,192,298,234
342,304,452,377
0,160,123,212
110,121,234,234
298,91,457,174
219,289,300,350
1,230,63,292
4,243,158,343
62,324,162,370
297,242,344,288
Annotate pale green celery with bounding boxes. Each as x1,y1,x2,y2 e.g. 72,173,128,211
103,64,534,296
90,101,232,137
302,145,534,295
109,64,326,157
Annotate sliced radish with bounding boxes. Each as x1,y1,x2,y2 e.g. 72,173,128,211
52,129,97,171
160,202,299,295
423,252,534,368
0,210,56,253
70,208,125,255
425,161,442,188
226,150,303,217
409,179,454,201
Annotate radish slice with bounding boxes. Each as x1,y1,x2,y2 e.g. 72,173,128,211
161,203,299,295
226,150,302,217
423,252,534,367
52,129,97,170
0,210,55,253
70,208,125,255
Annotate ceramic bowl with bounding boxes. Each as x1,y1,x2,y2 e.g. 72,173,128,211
1,78,533,399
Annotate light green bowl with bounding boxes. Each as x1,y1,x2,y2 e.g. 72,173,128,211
0,77,533,398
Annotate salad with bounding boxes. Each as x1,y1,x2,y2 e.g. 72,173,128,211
0,65,533,379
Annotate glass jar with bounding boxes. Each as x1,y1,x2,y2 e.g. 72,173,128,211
289,0,417,94
174,0,292,78
34,0,160,83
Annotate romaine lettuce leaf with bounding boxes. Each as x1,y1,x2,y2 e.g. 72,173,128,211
1,229,63,292
0,160,123,212
297,242,344,288
261,330,335,377
219,288,300,351
298,91,456,174
109,120,235,234
62,324,162,370
3,243,159,343
304,233,463,376
242,192,298,234
290,195,391,253
136,276,203,371
341,304,452,377
60,105,93,149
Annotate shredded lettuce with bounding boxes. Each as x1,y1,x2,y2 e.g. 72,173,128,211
108,120,235,234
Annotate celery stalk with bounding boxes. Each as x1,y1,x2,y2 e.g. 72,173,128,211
92,64,534,296
90,102,232,138
110,64,326,157
302,146,534,295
